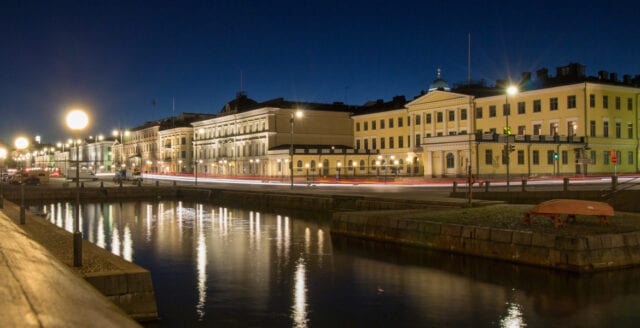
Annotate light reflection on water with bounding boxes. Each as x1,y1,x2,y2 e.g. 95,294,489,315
38,201,640,327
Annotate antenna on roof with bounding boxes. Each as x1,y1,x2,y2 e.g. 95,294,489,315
467,33,471,85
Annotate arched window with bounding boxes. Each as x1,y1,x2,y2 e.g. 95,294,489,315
311,160,316,170
359,159,365,171
297,160,303,171
446,153,455,168
322,159,329,175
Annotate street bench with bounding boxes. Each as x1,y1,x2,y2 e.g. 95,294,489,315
522,199,614,228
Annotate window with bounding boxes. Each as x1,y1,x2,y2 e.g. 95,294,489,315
364,139,369,150
364,121,368,131
461,109,467,120
517,125,526,135
415,114,421,125
398,117,403,127
380,119,385,129
380,137,385,149
297,160,303,171
568,121,577,136
356,139,361,149
533,100,542,112
389,118,394,128
476,107,483,119
372,120,376,130
604,151,610,165
489,105,496,117
389,137,394,149
503,103,510,116
359,160,365,171
448,111,455,121
603,95,609,109
372,138,377,149
628,98,633,111
629,123,634,139
603,121,609,137
517,150,524,165
356,122,361,132
517,102,525,114
590,121,596,137
616,97,621,110
436,112,443,122
567,95,576,109
562,150,568,165
446,153,455,168
426,114,431,124
616,122,621,138
550,97,558,111
398,136,404,148
415,134,421,147
590,151,596,165
550,123,558,136
547,150,555,165
532,150,539,165
590,94,596,107
533,124,542,135
485,149,493,165
181,137,186,145
407,116,411,126
629,151,634,165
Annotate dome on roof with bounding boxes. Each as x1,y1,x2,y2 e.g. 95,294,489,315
428,68,450,92
220,92,258,113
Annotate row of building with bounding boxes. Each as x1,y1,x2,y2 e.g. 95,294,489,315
22,63,640,180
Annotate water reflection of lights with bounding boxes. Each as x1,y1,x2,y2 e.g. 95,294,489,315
123,225,133,262
112,226,121,256
97,209,105,249
304,228,310,255
500,302,525,328
292,258,308,328
196,204,207,320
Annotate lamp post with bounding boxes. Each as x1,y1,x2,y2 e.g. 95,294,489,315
336,161,341,181
290,110,303,189
112,129,129,168
0,147,6,209
14,137,29,224
305,163,310,183
352,161,357,177
66,109,89,267
505,85,518,191
194,129,203,186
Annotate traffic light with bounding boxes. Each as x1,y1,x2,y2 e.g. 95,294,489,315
553,152,559,160
509,144,515,152
503,126,512,135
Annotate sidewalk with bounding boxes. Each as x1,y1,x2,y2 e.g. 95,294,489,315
0,206,140,327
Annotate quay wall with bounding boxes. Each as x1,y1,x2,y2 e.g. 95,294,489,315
331,210,640,272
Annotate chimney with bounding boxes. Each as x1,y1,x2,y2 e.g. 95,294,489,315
536,68,548,81
610,72,618,82
598,70,609,80
623,74,632,84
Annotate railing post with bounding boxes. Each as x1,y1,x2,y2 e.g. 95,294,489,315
563,177,569,191
521,177,527,192
452,181,458,193
611,175,618,191
484,180,490,192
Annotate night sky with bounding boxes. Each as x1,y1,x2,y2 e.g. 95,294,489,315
2,0,639,144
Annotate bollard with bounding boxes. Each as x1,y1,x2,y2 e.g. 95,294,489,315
484,180,490,192
81,182,85,188
452,181,457,193
612,175,618,191
563,177,569,191
100,181,104,188
521,178,527,192
137,180,142,187
119,180,123,188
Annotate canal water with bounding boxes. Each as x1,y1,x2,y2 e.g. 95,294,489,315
39,200,640,327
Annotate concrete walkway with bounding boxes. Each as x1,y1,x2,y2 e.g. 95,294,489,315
0,208,140,327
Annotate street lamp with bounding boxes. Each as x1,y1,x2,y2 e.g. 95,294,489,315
194,128,203,185
336,161,341,180
505,85,518,191
290,110,303,189
352,161,357,177
14,137,29,224
0,147,6,209
112,129,130,168
66,109,89,267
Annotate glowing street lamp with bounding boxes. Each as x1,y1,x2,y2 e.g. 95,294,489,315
14,136,29,224
290,110,303,189
66,109,89,267
0,147,6,209
505,85,519,191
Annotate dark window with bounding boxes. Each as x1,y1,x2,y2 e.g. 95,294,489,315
533,124,541,135
437,112,443,122
356,139,361,149
485,149,492,165
628,123,634,139
181,137,186,145
616,122,621,138
407,116,411,126
489,105,496,117
380,119,385,129
589,94,596,107
389,118,394,128
380,137,385,149
415,134,421,147
603,95,609,109
533,100,542,112
616,96,621,110
590,121,596,137
461,109,467,120
448,111,455,121
446,153,455,168
517,102,525,114
476,107,483,119
356,122,360,131
415,114,421,125
547,150,555,165
629,151,634,165
532,150,539,165
503,103,510,116
517,150,524,165
372,138,377,149
550,97,558,111
389,137,394,149
371,120,376,130
398,117,403,127
628,98,633,111
364,121,368,131
562,151,568,165
567,95,576,109
364,139,369,150
604,151,610,165
604,121,609,137
398,136,404,148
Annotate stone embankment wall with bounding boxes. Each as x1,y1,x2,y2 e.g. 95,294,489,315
331,210,640,272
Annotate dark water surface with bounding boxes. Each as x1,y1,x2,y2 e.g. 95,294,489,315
39,201,640,327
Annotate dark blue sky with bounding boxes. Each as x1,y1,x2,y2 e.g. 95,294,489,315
2,0,639,144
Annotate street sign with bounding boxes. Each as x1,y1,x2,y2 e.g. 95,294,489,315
612,156,618,164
